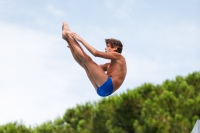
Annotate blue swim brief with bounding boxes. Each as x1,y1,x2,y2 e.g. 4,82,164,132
97,77,113,97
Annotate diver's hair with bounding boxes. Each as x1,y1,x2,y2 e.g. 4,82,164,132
105,38,123,53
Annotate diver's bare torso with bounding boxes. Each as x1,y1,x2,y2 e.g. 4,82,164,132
104,54,127,92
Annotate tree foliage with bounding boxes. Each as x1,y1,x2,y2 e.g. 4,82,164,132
0,71,199,133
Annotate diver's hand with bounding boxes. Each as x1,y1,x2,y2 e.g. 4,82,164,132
70,32,83,42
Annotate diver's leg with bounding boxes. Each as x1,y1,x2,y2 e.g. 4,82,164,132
63,36,98,89
83,63,98,89
62,22,108,87
69,46,98,89
63,37,83,68
62,22,86,61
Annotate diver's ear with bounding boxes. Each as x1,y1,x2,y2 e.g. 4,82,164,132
114,46,118,51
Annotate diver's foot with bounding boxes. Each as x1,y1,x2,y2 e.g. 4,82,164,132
62,22,71,37
62,35,67,40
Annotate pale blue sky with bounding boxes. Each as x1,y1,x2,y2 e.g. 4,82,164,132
0,0,199,126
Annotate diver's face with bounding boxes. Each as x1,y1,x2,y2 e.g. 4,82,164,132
105,43,117,52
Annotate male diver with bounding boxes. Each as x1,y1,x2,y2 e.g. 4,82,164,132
62,22,127,97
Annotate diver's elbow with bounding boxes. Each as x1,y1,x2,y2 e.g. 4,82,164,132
93,50,99,57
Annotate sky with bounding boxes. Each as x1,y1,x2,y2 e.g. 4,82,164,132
0,0,200,126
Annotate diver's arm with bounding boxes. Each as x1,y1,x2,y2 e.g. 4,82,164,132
71,32,120,59
71,32,98,56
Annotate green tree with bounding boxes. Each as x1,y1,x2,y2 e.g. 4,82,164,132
1,71,199,133
0,122,32,133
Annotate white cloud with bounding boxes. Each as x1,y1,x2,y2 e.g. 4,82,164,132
104,0,135,20
0,0,199,126
0,21,90,125
0,1,13,13
46,5,64,17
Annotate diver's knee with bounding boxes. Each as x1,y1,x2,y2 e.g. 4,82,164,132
82,55,92,64
80,62,86,68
